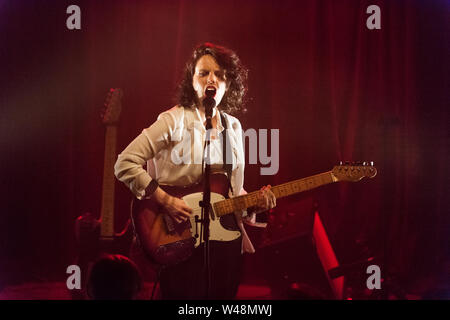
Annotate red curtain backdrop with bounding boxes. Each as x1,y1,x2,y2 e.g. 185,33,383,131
0,0,448,295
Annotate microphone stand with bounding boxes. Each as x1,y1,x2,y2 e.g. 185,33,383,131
199,93,215,299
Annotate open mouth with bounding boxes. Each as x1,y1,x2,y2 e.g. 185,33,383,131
205,86,216,97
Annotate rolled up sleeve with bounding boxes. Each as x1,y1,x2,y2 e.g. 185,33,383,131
114,109,179,199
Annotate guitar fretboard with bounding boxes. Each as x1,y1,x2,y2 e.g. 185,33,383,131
213,171,336,217
100,125,117,239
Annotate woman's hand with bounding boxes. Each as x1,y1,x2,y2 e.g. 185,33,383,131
153,187,193,223
164,196,193,223
254,185,276,213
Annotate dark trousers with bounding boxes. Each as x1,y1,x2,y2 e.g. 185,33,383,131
159,237,243,300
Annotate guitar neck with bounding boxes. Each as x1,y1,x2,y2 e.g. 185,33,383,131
100,125,117,239
214,171,336,217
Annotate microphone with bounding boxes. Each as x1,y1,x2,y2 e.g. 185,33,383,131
203,87,216,119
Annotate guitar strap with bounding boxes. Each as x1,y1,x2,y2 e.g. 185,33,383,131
220,112,234,195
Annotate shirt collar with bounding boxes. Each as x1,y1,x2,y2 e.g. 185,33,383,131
194,107,224,133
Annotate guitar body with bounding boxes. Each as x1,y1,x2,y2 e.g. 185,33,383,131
132,173,241,267
75,214,134,260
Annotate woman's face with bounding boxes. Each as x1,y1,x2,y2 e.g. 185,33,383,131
192,54,228,108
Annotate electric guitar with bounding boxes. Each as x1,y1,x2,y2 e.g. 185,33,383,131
132,162,377,267
73,88,133,299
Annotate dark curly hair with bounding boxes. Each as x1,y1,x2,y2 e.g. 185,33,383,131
177,42,248,115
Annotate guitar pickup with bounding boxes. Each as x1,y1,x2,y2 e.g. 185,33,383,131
163,213,191,233
198,201,216,221
163,214,176,233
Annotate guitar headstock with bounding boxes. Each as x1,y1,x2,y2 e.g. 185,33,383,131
331,161,377,182
101,88,123,125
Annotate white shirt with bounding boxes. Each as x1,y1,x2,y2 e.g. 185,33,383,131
114,105,262,253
